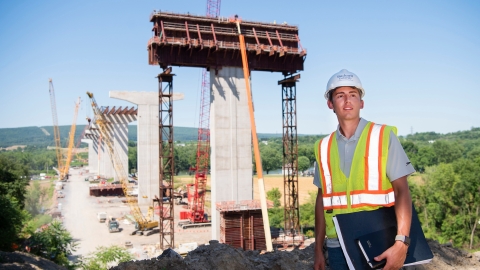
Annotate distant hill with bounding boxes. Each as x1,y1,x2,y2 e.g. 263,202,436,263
0,125,284,148
1,125,477,149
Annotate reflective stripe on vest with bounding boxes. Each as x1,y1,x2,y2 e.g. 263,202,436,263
319,133,334,194
319,123,394,209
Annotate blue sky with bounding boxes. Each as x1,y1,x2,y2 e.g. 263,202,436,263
0,0,479,136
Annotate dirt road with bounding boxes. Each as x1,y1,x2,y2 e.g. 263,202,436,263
61,168,211,260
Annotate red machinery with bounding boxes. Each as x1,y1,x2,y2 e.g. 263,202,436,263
180,0,221,227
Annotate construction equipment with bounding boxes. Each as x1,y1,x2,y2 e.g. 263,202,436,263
236,17,273,251
178,0,220,229
86,91,159,235
60,97,81,180
72,117,91,165
48,79,65,181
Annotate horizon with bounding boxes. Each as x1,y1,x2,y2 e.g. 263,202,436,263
0,124,478,138
1,1,479,135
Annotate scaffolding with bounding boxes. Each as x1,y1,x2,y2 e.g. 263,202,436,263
279,74,301,238
157,68,175,249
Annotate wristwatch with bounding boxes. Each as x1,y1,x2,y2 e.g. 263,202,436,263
395,235,411,246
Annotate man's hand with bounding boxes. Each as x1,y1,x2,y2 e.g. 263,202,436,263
313,249,326,270
374,241,408,270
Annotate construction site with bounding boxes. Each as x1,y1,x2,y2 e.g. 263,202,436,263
41,0,313,266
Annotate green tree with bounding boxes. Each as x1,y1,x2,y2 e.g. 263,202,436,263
299,191,316,228
267,188,282,207
28,220,77,268
80,245,134,270
0,156,29,208
432,140,463,164
128,143,137,173
260,146,282,174
297,156,310,172
25,181,49,216
0,196,28,251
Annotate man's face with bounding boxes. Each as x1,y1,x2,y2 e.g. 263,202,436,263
327,86,364,120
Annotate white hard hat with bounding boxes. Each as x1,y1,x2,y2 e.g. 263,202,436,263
325,69,365,100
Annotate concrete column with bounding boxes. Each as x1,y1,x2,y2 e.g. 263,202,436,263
81,138,93,172
109,92,152,206
89,124,114,179
210,67,253,240
110,91,184,207
104,113,137,183
84,132,98,175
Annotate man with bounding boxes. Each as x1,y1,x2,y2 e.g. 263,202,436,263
313,69,415,270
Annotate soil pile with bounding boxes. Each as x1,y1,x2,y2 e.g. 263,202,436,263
112,239,480,270
1,239,479,269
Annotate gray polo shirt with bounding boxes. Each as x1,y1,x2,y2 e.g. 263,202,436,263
313,118,415,247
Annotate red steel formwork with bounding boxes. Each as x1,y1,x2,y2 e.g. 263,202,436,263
148,11,306,74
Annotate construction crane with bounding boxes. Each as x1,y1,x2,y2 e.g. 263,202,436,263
71,118,91,165
86,92,159,235
48,79,65,180
60,97,81,180
179,0,221,229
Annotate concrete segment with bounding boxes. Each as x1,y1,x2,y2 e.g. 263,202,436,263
109,91,184,207
81,138,93,173
103,113,137,183
210,67,253,240
88,124,114,179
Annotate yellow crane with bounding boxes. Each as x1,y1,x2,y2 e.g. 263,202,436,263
48,79,65,180
86,91,158,234
60,97,81,180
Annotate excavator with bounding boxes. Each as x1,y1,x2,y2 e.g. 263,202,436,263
86,92,159,235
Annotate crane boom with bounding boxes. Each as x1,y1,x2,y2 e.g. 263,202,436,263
86,92,158,232
185,0,222,224
62,97,81,179
48,79,65,180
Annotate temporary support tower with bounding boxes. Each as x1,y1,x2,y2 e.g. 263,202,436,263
279,74,301,238
157,68,175,249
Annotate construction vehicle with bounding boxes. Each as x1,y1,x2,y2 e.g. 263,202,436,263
106,217,120,233
178,0,220,230
86,91,159,236
71,117,91,165
97,212,107,223
60,97,81,180
48,79,65,181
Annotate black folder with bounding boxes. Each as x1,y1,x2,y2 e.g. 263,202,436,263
356,225,397,268
332,205,433,269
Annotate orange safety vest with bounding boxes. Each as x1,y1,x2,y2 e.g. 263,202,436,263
314,122,397,238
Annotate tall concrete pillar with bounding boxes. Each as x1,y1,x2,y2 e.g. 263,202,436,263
110,91,184,207
88,124,114,179
84,132,99,175
210,67,253,240
110,92,157,206
81,138,94,172
103,111,137,183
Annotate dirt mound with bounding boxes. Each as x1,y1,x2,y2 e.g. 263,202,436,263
0,251,66,270
1,239,479,269
420,239,480,270
113,239,480,270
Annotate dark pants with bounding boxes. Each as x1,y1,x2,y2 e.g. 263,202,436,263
327,247,349,270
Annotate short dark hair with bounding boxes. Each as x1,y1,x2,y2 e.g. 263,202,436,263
328,87,362,102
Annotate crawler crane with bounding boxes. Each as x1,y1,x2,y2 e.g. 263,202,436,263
87,92,159,235
178,0,220,230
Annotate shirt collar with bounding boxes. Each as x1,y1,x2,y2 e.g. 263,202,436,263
336,118,368,142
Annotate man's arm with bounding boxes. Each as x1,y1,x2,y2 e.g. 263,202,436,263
314,188,326,270
374,176,412,270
